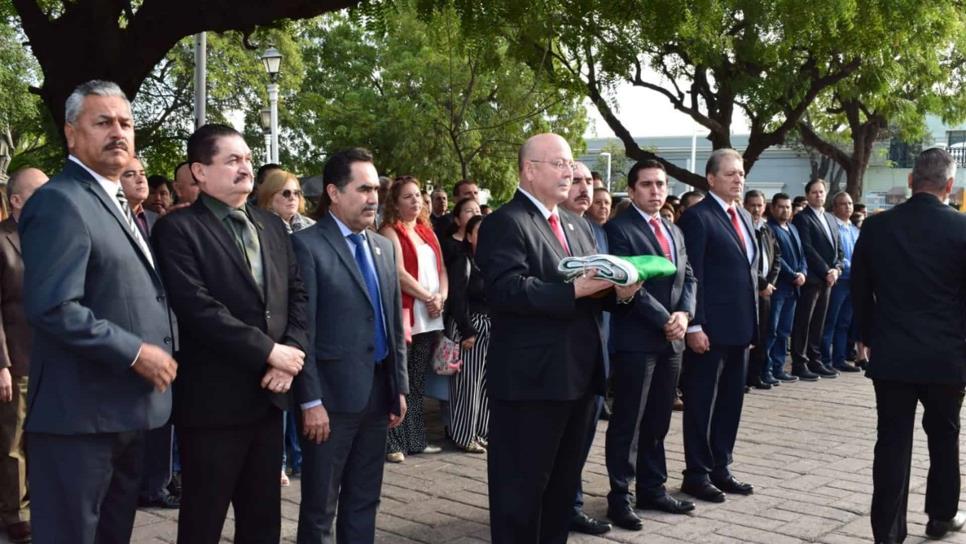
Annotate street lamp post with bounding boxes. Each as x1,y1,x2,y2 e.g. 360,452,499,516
259,108,272,162
260,47,282,164
600,152,612,192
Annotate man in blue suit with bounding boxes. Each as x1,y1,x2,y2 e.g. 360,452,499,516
292,148,409,544
677,148,758,503
604,160,697,530
18,80,177,543
765,193,807,383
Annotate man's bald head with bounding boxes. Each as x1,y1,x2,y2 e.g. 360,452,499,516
7,167,49,218
518,133,570,172
518,133,574,210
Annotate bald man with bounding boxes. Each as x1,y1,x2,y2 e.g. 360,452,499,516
476,134,639,543
0,167,47,543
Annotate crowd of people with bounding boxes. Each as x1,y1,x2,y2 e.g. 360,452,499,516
0,78,963,544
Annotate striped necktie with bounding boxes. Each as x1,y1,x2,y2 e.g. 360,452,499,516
115,188,154,267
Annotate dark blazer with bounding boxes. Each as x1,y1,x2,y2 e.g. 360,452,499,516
768,219,807,289
851,192,966,385
152,198,308,428
476,191,611,401
605,206,696,354
0,218,30,377
677,195,759,347
792,206,843,283
755,222,781,288
18,160,172,434
291,213,408,416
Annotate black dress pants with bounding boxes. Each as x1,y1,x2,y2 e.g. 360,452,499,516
487,394,596,544
177,410,283,544
871,380,964,543
791,280,831,365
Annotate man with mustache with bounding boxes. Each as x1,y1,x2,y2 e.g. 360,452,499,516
152,124,308,544
18,80,177,543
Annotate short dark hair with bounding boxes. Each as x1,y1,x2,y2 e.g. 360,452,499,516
911,147,957,191
854,203,867,212
187,124,243,166
705,148,742,176
591,171,603,181
627,159,666,189
256,163,282,186
792,195,808,206
323,147,374,195
453,179,477,197
147,174,172,191
771,192,791,206
743,189,765,204
680,190,705,209
804,178,827,194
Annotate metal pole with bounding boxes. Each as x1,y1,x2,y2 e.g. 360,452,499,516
600,152,612,192
268,83,279,164
264,132,272,163
194,33,207,129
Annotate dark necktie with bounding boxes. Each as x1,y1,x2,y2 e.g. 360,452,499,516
649,217,673,261
727,207,747,255
115,188,154,267
348,233,389,363
227,209,265,295
548,213,571,255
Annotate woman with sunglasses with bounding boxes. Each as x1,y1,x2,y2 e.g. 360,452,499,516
257,169,315,234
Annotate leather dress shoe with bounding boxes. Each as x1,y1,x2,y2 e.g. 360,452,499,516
680,481,726,503
637,494,695,514
570,511,612,535
711,476,754,495
139,491,180,509
749,377,772,390
774,371,799,383
926,511,966,539
833,362,861,372
607,506,643,531
808,362,838,378
6,521,31,544
761,374,780,386
792,365,820,382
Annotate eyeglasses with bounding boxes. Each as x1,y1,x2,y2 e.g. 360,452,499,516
280,189,302,199
529,159,576,172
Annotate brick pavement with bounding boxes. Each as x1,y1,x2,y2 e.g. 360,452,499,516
10,371,966,543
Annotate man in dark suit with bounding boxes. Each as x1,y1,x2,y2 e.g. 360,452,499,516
19,80,177,544
292,148,409,544
477,133,640,543
791,179,843,380
560,161,611,536
852,148,966,543
121,156,160,238
0,167,47,544
744,190,782,389
765,193,806,383
152,124,308,544
677,148,758,503
604,159,697,531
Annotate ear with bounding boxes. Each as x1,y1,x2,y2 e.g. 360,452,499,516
190,162,205,186
946,177,955,195
907,172,914,190
64,123,75,152
325,183,340,205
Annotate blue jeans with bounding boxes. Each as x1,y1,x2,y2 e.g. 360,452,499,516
765,286,797,377
822,279,853,367
283,410,302,471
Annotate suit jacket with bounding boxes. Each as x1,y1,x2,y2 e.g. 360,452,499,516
152,198,308,428
677,195,759,347
768,219,807,290
0,218,30,377
18,160,172,434
476,191,611,401
605,205,696,354
754,221,781,289
291,213,408,416
851,192,966,385
792,206,843,283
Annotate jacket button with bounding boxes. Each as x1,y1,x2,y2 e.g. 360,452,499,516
265,311,272,320
156,295,165,302
164,337,172,345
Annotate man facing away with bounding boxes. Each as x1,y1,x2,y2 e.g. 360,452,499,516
0,167,47,544
19,80,177,543
477,133,639,543
153,124,308,544
604,159,696,531
852,148,966,543
292,148,409,544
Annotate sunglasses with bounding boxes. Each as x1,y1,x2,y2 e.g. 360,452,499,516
280,189,302,199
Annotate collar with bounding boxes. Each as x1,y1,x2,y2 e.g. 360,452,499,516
632,202,662,224
201,192,246,221
708,191,737,214
809,205,826,217
517,187,555,219
69,155,121,194
834,216,852,228
330,211,366,238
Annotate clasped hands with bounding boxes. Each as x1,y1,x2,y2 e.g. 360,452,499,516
261,343,306,394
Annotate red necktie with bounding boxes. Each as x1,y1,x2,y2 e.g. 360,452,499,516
649,217,673,261
727,207,747,254
548,213,571,256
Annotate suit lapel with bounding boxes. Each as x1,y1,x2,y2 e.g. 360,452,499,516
706,199,747,257
249,207,269,303
520,197,567,261
194,202,262,297
369,236,394,314
318,214,372,303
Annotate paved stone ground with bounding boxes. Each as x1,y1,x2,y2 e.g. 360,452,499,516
13,370,966,543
